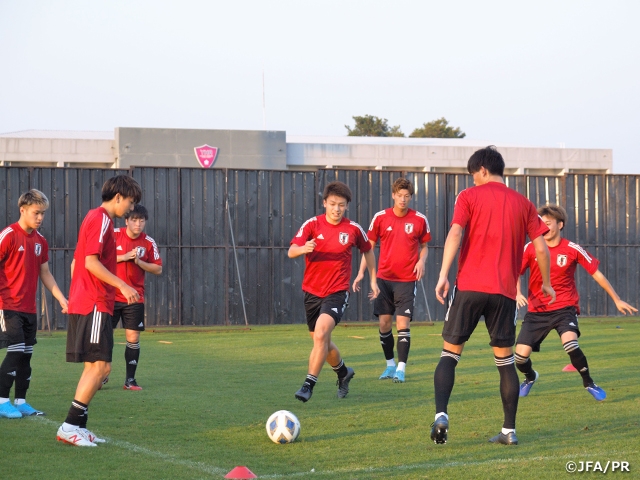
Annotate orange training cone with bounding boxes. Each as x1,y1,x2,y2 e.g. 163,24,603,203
562,363,577,372
225,466,257,479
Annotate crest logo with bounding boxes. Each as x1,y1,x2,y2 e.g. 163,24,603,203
136,246,146,258
339,232,349,245
405,223,414,234
194,145,219,168
557,254,567,267
35,243,42,256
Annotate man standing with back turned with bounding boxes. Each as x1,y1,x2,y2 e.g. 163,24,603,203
432,146,556,446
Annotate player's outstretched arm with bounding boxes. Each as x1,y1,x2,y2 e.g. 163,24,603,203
516,277,528,308
435,224,463,304
531,235,556,305
288,240,316,259
363,249,379,299
85,255,140,304
591,269,638,315
413,243,428,281
39,262,68,313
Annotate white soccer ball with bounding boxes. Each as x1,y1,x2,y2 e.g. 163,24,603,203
266,410,301,444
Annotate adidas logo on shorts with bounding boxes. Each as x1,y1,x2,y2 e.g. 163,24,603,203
138,322,144,327
331,308,338,313
405,309,411,314
7,371,17,376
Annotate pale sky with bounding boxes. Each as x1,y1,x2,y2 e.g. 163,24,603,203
1,1,639,173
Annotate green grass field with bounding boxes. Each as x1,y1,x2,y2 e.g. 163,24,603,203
1,318,639,479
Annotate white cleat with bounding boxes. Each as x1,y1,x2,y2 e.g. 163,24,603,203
56,425,97,447
81,428,106,443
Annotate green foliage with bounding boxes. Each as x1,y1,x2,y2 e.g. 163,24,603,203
3,319,639,479
410,117,466,138
345,115,405,137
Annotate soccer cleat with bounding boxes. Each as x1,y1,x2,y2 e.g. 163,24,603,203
489,431,518,445
123,379,142,391
336,367,355,399
430,415,449,444
379,365,396,380
56,425,97,447
295,385,313,403
81,428,106,443
519,370,539,397
0,401,22,419
586,383,606,401
14,402,45,416
392,370,405,383
98,376,109,390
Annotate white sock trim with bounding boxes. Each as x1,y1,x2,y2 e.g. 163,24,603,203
386,359,396,367
396,362,406,372
435,412,448,422
502,428,515,435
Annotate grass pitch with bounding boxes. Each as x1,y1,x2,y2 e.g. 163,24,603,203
1,318,639,479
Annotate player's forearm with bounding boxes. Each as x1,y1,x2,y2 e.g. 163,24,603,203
358,254,367,276
439,225,462,278
592,270,621,302
137,259,162,275
363,250,377,278
85,256,128,290
532,236,552,286
418,244,428,266
288,245,305,259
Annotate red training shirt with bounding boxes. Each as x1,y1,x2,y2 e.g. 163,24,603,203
114,228,162,303
522,237,599,314
451,182,548,300
68,207,117,315
367,208,431,282
291,215,371,297
0,223,49,313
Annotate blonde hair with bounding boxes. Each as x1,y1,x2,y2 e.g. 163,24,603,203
18,189,49,209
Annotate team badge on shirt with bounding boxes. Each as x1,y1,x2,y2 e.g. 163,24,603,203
404,223,414,234
339,232,349,245
136,246,146,258
35,243,42,256
557,254,567,267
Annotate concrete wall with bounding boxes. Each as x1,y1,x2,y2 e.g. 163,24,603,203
0,137,115,166
116,128,287,169
286,137,613,173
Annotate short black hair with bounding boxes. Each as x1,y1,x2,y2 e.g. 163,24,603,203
467,145,505,177
323,181,352,203
102,175,142,203
124,204,149,221
392,178,414,195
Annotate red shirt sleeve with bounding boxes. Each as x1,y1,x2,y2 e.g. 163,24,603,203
145,236,163,266
419,217,431,244
367,216,380,243
0,230,14,261
354,223,372,253
573,243,600,275
291,218,316,246
451,190,471,228
526,203,549,240
83,213,108,258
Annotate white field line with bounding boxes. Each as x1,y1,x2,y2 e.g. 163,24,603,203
32,417,636,478
34,417,228,476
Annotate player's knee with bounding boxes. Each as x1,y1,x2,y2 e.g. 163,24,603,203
514,353,529,364
562,339,579,353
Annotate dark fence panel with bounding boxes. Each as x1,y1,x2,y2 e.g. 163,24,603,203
1,167,638,329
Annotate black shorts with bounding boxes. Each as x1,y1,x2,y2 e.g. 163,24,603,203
0,310,38,349
112,302,145,331
443,287,518,347
516,306,580,352
66,310,114,363
374,279,416,320
304,291,349,332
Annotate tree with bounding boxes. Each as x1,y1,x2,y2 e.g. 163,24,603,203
409,117,466,138
345,115,405,137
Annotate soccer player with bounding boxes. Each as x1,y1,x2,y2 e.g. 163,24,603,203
352,177,431,383
432,146,555,446
0,189,68,419
56,175,141,447
112,204,162,390
515,204,637,401
289,181,379,403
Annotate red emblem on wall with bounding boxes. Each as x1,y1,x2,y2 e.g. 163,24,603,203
194,145,219,168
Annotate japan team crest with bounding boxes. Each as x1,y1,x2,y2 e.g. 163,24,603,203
404,223,414,234
557,254,567,267
136,246,146,258
35,243,42,256
339,232,349,245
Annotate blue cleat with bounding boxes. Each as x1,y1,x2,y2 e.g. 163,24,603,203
379,365,396,380
586,383,606,401
0,401,22,419
14,402,45,416
392,370,405,383
519,371,539,397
